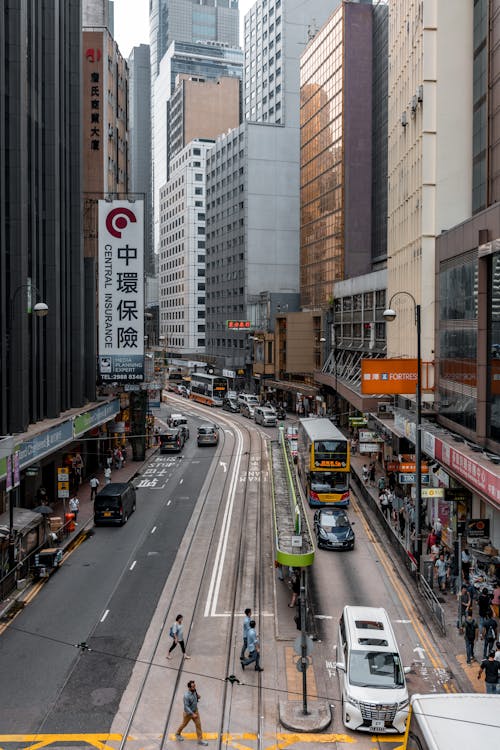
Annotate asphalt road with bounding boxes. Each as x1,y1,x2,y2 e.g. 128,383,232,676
0,422,214,734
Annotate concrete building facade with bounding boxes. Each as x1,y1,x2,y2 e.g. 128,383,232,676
387,0,473,368
169,74,241,161
159,140,214,354
129,44,154,278
0,0,85,436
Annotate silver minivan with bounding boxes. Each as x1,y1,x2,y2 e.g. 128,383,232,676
254,406,277,426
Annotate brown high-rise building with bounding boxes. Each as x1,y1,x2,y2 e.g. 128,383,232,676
168,74,240,163
83,29,130,257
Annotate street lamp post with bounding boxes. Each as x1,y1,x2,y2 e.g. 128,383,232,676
383,292,422,564
7,283,49,572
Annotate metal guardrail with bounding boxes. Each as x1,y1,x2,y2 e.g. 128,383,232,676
416,571,447,635
350,470,447,637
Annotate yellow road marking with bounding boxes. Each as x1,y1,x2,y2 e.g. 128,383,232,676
351,494,444,675
0,735,122,750
284,646,318,700
455,653,485,692
0,734,359,748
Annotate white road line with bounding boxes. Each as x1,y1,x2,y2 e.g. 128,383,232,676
100,609,109,622
179,478,183,484
129,561,137,570
151,526,157,534
167,500,171,506
204,422,243,618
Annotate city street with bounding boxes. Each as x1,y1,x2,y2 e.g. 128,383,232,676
0,401,467,750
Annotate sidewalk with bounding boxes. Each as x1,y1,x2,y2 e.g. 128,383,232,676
348,449,486,693
0,442,159,620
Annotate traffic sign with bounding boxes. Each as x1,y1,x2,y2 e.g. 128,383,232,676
294,634,313,656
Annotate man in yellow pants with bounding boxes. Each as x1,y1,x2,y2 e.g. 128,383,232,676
175,681,208,745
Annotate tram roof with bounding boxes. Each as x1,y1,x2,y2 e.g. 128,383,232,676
299,418,345,441
410,693,500,748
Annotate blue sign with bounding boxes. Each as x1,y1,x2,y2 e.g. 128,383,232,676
18,420,74,469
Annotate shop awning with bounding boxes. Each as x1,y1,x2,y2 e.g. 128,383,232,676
264,380,320,399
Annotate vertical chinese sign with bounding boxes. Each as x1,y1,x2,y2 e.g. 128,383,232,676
98,200,145,382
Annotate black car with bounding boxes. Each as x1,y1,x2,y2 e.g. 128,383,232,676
222,396,240,413
313,508,355,550
159,428,185,453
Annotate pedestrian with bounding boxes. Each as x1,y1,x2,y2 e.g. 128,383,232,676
121,445,127,464
495,640,500,663
275,562,284,581
362,465,369,484
167,614,191,660
350,437,357,456
240,620,263,671
379,491,390,519
174,680,208,745
478,588,492,636
288,569,300,608
72,452,84,484
388,471,396,491
398,506,406,537
369,463,376,487
434,517,443,544
461,548,471,582
435,553,448,593
492,581,500,619
89,475,100,502
377,475,386,492
241,608,252,660
104,465,112,484
106,450,113,469
69,495,80,523
477,651,500,694
114,447,123,470
464,610,478,664
458,585,472,632
426,528,438,554
482,612,498,659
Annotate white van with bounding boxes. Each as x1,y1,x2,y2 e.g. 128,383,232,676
336,606,409,734
254,406,277,426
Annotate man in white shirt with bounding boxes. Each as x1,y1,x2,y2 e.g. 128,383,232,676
89,475,99,502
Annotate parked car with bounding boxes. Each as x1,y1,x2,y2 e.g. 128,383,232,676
197,423,219,446
240,402,256,419
159,427,186,453
237,393,259,410
168,413,188,427
223,396,240,413
313,508,355,550
254,405,277,426
177,384,190,398
94,483,136,526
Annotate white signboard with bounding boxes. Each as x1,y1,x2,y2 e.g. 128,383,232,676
359,443,380,454
98,200,144,382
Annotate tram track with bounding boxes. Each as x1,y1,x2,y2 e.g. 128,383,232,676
112,401,271,750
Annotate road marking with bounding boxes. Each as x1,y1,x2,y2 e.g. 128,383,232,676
100,610,109,623
129,561,137,571
220,461,227,472
315,614,332,620
205,424,244,618
179,478,183,484
395,619,411,624
151,526,157,534
167,500,171,506
413,646,425,661
351,493,444,675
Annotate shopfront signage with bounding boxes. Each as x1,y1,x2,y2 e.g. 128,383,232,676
349,416,368,426
98,200,144,383
73,399,120,437
467,519,490,538
436,438,500,508
359,443,380,454
359,431,381,442
226,320,251,329
421,488,445,498
18,420,74,470
361,358,418,394
398,473,430,485
444,487,473,504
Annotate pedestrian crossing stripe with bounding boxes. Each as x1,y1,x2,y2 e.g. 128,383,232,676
0,733,408,748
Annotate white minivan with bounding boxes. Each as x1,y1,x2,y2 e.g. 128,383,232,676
336,606,409,734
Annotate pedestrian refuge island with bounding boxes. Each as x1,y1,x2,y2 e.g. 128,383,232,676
270,430,331,732
270,427,314,570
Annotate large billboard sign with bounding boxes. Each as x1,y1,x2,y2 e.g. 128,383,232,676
361,358,418,394
98,200,144,382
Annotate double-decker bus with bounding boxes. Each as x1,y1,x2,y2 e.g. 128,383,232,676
189,372,228,406
297,418,350,507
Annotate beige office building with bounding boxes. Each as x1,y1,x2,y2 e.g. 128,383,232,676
169,75,240,162
387,0,472,369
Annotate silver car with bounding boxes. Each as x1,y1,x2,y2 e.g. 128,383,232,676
254,406,277,426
